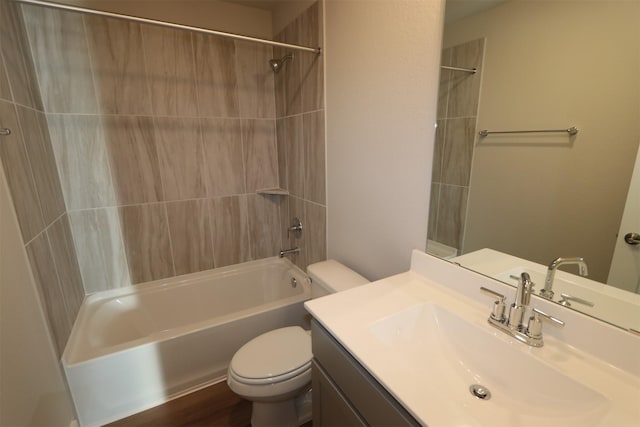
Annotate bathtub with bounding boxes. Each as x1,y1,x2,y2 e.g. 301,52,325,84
62,257,311,427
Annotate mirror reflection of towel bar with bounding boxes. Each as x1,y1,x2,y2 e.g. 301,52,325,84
441,65,477,74
479,127,578,137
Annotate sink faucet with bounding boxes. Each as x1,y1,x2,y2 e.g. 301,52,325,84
540,257,588,299
508,272,534,331
480,272,564,347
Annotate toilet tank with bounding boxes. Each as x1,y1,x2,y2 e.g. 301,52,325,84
307,260,369,299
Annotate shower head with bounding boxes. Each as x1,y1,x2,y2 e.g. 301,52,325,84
269,54,293,73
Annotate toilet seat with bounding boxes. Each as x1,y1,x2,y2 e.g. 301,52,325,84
229,326,311,385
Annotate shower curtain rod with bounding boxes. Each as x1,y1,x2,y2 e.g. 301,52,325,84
14,0,322,55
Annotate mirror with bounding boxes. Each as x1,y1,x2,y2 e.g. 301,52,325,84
427,0,640,330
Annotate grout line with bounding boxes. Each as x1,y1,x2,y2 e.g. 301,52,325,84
20,4,46,111
40,109,324,122
42,111,281,121
82,14,102,117
150,116,168,203
431,183,442,242
189,31,202,120
10,101,49,233
240,122,256,259
196,118,213,201
162,202,177,277
434,182,471,190
0,50,18,105
12,3,42,112
42,216,75,332
207,197,217,270
138,19,155,117
113,206,133,288
239,119,249,195
22,210,66,248
232,37,244,119
12,8,54,231
65,208,91,294
65,192,287,213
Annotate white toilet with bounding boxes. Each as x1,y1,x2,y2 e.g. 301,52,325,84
226,260,369,427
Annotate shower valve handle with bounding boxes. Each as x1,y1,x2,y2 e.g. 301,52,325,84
288,217,303,238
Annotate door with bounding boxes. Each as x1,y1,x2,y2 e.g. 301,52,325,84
608,143,640,293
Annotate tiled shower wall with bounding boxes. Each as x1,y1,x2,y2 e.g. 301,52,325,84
0,0,84,356
23,2,285,289
0,0,324,355
428,38,484,252
275,2,326,271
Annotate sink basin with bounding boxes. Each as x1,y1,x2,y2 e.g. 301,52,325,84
305,250,640,427
370,303,610,426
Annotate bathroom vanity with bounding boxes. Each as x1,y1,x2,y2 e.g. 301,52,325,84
304,250,640,426
311,320,418,426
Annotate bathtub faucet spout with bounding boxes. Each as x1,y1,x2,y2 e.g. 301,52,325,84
279,247,300,258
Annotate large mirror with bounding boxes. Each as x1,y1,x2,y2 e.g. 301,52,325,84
427,0,640,330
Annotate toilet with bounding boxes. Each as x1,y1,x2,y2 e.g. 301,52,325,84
226,260,369,427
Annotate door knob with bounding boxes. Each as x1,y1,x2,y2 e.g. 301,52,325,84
624,232,640,245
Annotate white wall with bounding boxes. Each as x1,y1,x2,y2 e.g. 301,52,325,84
325,0,444,279
0,160,75,426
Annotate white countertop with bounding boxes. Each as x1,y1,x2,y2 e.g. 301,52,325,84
305,250,640,426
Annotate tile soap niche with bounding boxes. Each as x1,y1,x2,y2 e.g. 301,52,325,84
256,188,290,196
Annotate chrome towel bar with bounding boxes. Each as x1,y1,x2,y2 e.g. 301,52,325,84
478,126,578,137
441,65,477,74
479,127,579,137
0,128,11,136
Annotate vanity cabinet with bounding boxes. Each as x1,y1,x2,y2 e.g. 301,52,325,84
311,320,419,427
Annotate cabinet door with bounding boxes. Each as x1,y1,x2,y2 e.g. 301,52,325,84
312,360,366,427
312,320,419,427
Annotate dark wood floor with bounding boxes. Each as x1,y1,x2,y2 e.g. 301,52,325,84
108,381,253,427
108,381,313,427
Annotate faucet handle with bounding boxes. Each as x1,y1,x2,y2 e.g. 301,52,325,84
480,287,506,322
558,293,594,307
527,308,564,341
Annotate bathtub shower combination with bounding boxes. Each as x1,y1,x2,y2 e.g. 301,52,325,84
63,257,311,427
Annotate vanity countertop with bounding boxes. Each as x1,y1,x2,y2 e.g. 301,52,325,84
304,250,640,427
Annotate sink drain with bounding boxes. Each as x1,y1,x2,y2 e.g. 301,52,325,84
469,384,491,400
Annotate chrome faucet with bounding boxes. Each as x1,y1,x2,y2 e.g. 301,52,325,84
279,247,300,258
540,257,588,299
508,272,535,331
480,272,564,347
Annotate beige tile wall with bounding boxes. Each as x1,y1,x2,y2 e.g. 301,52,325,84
275,2,327,271
1,0,324,355
0,0,84,356
16,1,325,293
428,38,485,251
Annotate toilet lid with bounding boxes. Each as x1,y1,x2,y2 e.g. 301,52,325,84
230,326,311,383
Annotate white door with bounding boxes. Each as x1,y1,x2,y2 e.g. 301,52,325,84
608,143,640,293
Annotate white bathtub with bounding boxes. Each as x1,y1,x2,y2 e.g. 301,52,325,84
63,257,311,427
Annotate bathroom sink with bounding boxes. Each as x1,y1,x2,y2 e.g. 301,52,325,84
369,303,609,426
306,250,640,427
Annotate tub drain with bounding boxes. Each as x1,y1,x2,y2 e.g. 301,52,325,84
469,384,491,400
